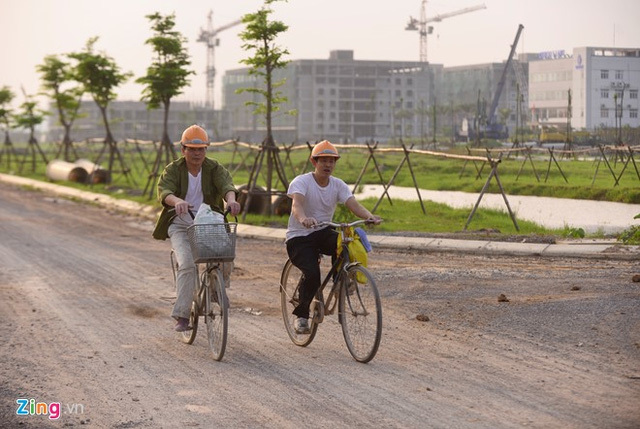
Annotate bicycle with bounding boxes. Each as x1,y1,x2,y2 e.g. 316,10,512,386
279,219,382,363
170,209,237,361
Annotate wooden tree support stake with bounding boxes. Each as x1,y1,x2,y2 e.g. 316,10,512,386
464,157,519,231
515,146,540,182
351,141,392,206
372,142,426,215
544,147,568,183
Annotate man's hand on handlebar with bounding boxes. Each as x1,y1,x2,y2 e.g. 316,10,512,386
365,215,382,225
301,217,318,228
174,200,192,216
226,201,241,216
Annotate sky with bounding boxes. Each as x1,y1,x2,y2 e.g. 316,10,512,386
1,0,639,110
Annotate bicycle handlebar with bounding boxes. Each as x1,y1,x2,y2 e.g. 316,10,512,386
168,207,235,222
315,219,378,229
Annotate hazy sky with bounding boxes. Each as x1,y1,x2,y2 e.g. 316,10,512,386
1,0,639,109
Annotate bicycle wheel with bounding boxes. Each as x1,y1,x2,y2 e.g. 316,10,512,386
280,260,318,346
339,265,382,363
204,265,228,361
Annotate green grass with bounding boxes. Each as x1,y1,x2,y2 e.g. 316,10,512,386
2,141,639,240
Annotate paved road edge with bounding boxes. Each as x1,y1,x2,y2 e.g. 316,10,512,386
2,173,638,260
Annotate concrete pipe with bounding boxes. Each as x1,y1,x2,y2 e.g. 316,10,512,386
74,159,110,184
236,184,269,215
271,194,292,216
46,160,89,183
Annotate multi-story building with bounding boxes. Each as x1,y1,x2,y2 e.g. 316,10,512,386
222,49,534,143
437,55,531,140
45,46,639,145
47,100,229,143
222,50,441,143
528,47,640,131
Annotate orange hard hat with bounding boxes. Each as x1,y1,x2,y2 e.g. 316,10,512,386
311,140,340,158
181,125,209,147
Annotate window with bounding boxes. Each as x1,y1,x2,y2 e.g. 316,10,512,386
317,88,324,96
630,90,638,99
615,70,623,80
600,107,609,118
601,70,609,79
601,90,609,99
631,109,638,119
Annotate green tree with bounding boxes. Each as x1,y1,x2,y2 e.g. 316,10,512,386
0,86,17,167
36,55,84,161
238,0,292,146
69,37,133,181
14,93,48,171
237,0,292,214
136,12,193,156
0,86,15,137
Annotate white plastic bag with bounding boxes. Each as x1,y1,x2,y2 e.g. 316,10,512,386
194,204,224,224
192,204,231,258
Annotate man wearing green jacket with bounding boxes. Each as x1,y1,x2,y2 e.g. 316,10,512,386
153,124,240,332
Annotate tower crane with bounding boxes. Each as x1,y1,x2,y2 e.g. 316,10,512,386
405,1,486,63
197,10,242,110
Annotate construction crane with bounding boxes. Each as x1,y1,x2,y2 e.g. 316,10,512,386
405,1,486,63
464,24,525,141
197,11,242,110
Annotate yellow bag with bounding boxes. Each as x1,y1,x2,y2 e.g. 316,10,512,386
336,227,368,283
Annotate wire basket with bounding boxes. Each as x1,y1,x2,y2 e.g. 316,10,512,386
187,222,237,263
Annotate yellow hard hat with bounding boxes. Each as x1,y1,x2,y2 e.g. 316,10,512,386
311,140,340,158
181,125,209,147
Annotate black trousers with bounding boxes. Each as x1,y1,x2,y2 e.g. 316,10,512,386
286,227,338,318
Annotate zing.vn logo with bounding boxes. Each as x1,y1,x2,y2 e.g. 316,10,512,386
16,398,67,420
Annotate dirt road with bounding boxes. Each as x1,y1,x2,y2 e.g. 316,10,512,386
1,182,639,428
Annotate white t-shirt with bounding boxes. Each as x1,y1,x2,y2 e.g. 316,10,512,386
176,170,203,223
285,172,353,241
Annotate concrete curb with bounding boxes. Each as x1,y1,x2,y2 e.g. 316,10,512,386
2,173,638,260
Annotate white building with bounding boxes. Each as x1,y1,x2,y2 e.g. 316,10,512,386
529,47,640,131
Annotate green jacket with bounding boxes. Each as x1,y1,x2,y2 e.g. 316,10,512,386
152,157,238,240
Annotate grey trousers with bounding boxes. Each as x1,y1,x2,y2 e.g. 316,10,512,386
168,219,233,320
168,220,196,320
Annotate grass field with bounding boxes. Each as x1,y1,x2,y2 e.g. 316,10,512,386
2,140,639,240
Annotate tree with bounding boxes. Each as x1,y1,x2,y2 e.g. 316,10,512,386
237,0,292,216
69,37,134,182
36,55,84,161
14,93,48,172
137,13,193,155
0,86,17,168
136,12,194,197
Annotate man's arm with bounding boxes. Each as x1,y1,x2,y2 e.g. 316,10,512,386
224,190,241,215
345,197,382,224
291,193,317,228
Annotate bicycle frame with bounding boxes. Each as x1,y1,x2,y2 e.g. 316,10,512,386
310,224,363,323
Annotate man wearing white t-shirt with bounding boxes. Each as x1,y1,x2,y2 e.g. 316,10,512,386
286,140,381,334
